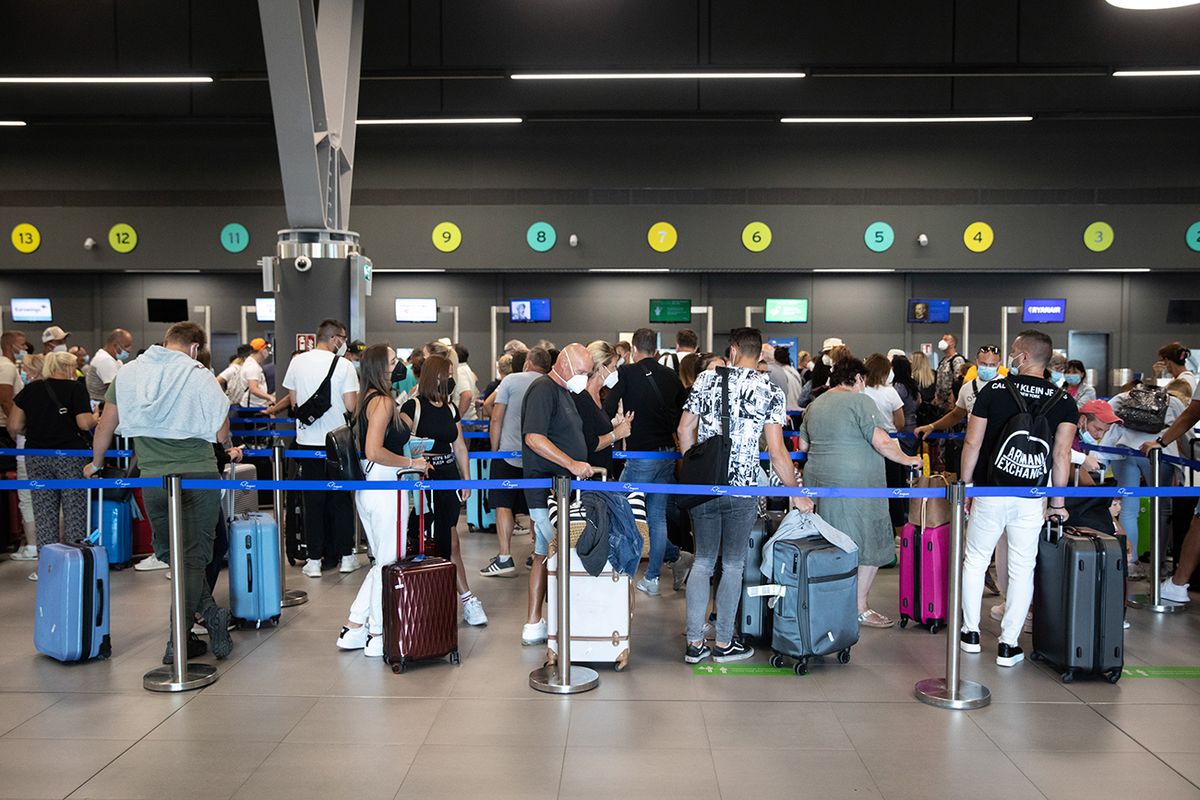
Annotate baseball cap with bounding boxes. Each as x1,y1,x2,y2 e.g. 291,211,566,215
41,326,71,343
887,348,906,360
1080,399,1121,425
249,337,269,351
821,337,844,351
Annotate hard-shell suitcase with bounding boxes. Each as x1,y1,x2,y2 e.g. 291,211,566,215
383,489,460,673
741,512,784,643
90,486,133,570
768,537,859,675
34,542,112,662
132,489,154,556
1032,521,1124,684
284,456,308,565
898,481,951,634
226,477,282,628
466,457,496,532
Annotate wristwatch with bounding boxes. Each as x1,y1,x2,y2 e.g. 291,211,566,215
1155,436,1166,448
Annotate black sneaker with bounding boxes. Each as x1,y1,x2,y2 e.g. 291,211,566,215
202,606,234,660
163,632,207,665
684,642,711,664
960,630,981,654
997,642,1024,667
712,638,754,663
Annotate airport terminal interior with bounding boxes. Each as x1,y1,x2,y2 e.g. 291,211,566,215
3,1,1200,798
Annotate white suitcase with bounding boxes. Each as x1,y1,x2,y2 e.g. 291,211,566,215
546,548,633,671
224,463,259,516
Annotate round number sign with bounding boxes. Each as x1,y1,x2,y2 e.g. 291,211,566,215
647,221,678,253
432,222,462,253
963,221,994,253
11,223,40,254
1084,221,1114,253
108,223,138,254
526,221,556,252
741,221,772,252
220,223,250,253
864,221,894,253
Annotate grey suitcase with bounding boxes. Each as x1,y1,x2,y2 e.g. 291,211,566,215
741,512,783,642
768,537,860,675
1031,521,1124,684
223,463,258,516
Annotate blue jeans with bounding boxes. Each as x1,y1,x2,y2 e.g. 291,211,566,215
1111,456,1172,558
620,457,681,579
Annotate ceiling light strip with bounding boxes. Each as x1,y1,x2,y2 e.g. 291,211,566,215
0,120,26,127
1112,69,1200,77
0,76,212,84
1067,268,1152,273
372,268,447,273
357,117,522,125
512,72,805,80
1105,0,1200,10
782,115,1033,123
587,268,671,273
813,268,897,273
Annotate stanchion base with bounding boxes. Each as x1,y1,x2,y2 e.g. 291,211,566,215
529,664,600,695
143,663,218,693
1128,593,1186,613
914,677,991,710
281,589,308,608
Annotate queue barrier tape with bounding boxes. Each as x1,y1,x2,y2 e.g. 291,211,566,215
0,448,133,458
228,417,297,424
230,429,296,437
462,431,490,440
614,450,806,461
890,432,965,441
0,478,164,490
1081,443,1200,472
467,451,522,460
241,449,327,460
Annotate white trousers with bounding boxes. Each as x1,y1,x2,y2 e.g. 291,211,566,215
962,496,1044,646
349,463,407,634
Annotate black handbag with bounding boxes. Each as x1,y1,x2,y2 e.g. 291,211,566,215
677,367,732,510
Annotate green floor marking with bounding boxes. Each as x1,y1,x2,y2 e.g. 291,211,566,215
692,664,796,676
1120,666,1200,679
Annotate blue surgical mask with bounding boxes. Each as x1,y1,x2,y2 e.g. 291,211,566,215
1080,429,1098,446
977,366,999,382
1050,370,1065,385
116,349,129,362
1064,373,1081,386
1009,354,1023,371
13,351,24,363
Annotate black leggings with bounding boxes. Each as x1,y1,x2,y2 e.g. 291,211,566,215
419,461,461,560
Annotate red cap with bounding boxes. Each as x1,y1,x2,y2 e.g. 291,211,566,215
1080,399,1120,425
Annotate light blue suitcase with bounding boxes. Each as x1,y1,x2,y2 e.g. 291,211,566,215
467,458,496,532
91,494,133,569
227,512,282,628
34,542,112,662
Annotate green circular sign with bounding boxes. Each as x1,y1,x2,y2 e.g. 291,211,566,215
220,223,250,254
526,221,556,252
1186,221,1200,253
864,221,894,253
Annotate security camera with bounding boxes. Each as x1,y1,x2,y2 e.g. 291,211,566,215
83,237,97,250
568,234,579,248
294,255,312,272
917,233,929,247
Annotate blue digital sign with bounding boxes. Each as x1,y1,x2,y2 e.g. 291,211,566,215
907,298,951,324
1022,298,1066,324
510,298,551,323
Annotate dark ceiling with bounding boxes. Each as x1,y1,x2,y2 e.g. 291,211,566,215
1,0,1200,123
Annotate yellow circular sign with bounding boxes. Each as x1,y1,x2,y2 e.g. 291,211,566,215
108,223,138,253
647,221,678,253
963,221,994,253
1084,221,1114,253
11,223,40,254
432,221,461,253
741,221,772,253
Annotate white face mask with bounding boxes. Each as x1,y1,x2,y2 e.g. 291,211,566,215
822,354,833,367
886,369,894,385
335,341,347,358
566,373,588,394
602,368,619,389
806,360,815,370
937,339,949,352
52,344,68,353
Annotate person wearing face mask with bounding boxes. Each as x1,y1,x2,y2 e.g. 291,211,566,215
1062,359,1096,405
479,348,552,578
806,337,845,399
914,345,1004,441
1046,352,1069,388
795,356,923,628
932,333,966,413
86,321,236,664
85,328,134,407
282,319,360,578
40,325,71,355
575,341,634,477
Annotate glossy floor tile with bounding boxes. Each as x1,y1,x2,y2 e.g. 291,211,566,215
0,515,1197,799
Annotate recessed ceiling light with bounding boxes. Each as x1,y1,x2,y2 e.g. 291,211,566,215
1106,0,1200,9
782,115,1033,124
0,76,212,84
0,120,26,126
1112,68,1200,77
356,117,522,125
512,71,805,80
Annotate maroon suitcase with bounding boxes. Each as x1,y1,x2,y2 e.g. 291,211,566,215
382,488,460,674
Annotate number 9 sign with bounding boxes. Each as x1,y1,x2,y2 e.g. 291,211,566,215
647,221,678,253
741,221,772,253
432,222,462,253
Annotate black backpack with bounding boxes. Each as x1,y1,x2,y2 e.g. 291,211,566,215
325,421,364,482
989,377,1067,487
1117,386,1169,434
294,354,340,427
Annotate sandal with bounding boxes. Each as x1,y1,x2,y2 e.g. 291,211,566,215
858,609,896,629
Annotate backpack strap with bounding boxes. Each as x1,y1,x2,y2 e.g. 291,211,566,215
1001,376,1029,414
1036,383,1068,418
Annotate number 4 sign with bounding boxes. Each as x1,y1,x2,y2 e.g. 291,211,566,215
296,333,316,352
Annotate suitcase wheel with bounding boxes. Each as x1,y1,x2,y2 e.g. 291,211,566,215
1105,669,1121,685
898,617,909,629
392,658,408,674
270,616,280,626
837,648,851,665
1060,670,1075,684
769,654,786,669
287,557,298,567
450,651,461,666
793,659,809,676
1029,651,1043,662
927,622,941,635
614,651,629,672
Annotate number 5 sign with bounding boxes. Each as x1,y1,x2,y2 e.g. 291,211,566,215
296,333,316,352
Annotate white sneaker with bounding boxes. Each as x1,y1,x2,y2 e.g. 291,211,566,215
521,618,548,646
165,571,171,580
463,596,488,626
27,571,37,582
11,545,37,561
636,576,660,596
135,553,169,571
191,622,207,636
337,625,369,650
1123,619,1131,630
339,554,362,574
302,559,322,578
1160,578,1191,604
363,633,383,657
989,603,1005,621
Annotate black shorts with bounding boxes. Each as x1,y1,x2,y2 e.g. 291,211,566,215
523,469,555,511
490,459,529,513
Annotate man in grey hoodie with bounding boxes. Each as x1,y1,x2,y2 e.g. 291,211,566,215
87,321,235,663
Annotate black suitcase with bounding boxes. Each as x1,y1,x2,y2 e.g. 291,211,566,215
1032,521,1124,684
740,512,783,642
283,460,307,566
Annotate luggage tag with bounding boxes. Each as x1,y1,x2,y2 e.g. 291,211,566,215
747,583,787,609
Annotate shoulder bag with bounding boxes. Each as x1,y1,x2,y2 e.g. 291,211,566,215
676,368,732,510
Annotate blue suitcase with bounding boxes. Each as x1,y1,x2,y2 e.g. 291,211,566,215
466,458,496,532
768,537,860,675
91,493,133,570
227,512,282,628
34,542,112,662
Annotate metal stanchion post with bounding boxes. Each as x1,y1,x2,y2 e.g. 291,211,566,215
273,444,307,608
144,475,218,692
1129,447,1184,613
530,474,600,695
916,480,991,709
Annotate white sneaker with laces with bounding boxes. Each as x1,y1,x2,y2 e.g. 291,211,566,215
135,553,169,571
11,545,38,561
337,625,369,650
363,633,384,657
463,596,488,626
522,618,548,646
1160,578,1191,604
636,576,660,596
339,554,362,574
191,622,207,637
302,559,322,578
27,571,37,582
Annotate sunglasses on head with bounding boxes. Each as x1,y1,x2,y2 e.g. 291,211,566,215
977,345,1000,355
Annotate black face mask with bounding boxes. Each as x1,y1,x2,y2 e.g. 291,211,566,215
390,362,407,383
446,377,456,396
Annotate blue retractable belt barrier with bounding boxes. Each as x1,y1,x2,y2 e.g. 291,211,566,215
177,478,554,492
0,478,162,490
230,429,296,437
462,431,490,439
614,450,806,461
890,432,965,440
467,451,522,460
1081,443,1145,459
241,448,327,459
0,448,133,458
228,417,296,424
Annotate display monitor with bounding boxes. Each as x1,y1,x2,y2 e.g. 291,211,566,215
510,298,551,323
394,298,438,323
1022,298,1066,324
764,298,809,324
649,298,692,324
147,298,189,323
907,298,950,324
397,347,414,362
9,297,52,323
254,297,275,323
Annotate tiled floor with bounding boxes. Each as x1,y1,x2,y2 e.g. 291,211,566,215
2,521,1199,800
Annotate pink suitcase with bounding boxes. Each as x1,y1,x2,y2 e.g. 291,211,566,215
898,516,951,634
